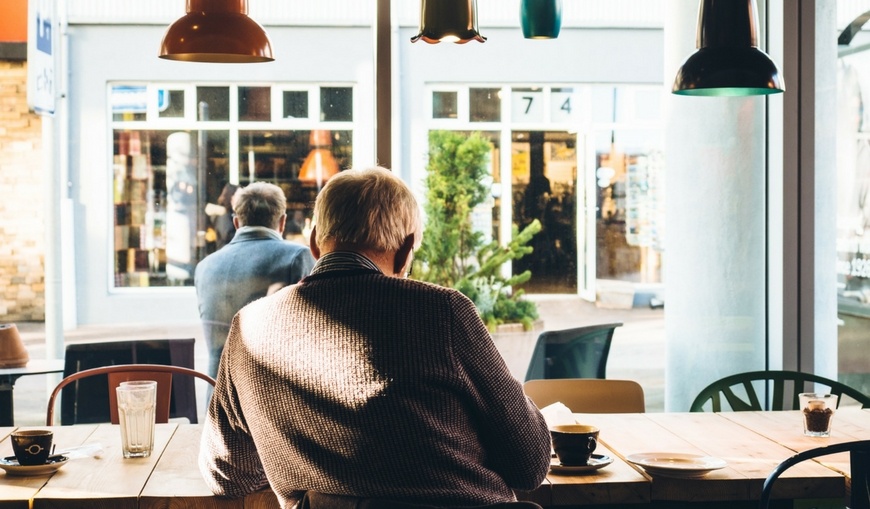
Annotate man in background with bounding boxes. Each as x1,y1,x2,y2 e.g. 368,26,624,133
199,167,551,508
194,181,315,380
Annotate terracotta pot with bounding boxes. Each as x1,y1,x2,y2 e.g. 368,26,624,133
489,319,544,380
0,324,29,368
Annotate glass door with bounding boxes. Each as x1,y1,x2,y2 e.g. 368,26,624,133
511,130,579,294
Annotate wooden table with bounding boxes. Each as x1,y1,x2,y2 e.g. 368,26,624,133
0,410,865,508
0,423,279,509
523,409,870,507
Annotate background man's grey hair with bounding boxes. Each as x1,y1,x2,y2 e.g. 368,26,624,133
233,182,287,229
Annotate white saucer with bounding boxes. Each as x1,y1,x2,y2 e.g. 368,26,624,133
550,453,614,474
0,456,69,476
626,452,726,479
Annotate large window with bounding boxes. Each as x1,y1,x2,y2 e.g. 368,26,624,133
836,39,870,396
110,83,355,288
426,84,664,296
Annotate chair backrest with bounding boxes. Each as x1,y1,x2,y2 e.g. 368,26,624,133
46,363,216,426
61,339,197,424
523,378,645,413
524,323,622,382
690,370,870,412
760,440,870,509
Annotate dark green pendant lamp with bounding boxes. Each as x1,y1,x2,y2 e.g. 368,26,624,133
411,0,486,44
673,0,784,96
521,0,562,39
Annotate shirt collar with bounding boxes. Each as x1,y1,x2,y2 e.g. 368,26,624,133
235,225,283,241
310,251,382,275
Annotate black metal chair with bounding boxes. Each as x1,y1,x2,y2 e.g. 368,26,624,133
760,440,870,509
690,370,870,412
60,338,199,424
523,323,622,382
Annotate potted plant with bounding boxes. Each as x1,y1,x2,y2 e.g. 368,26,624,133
412,130,542,334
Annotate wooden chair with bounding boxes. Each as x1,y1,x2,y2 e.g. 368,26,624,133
46,364,216,426
760,440,870,509
60,339,197,424
523,378,645,413
690,370,870,412
524,323,622,382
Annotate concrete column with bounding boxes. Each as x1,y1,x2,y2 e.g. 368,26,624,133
663,0,768,410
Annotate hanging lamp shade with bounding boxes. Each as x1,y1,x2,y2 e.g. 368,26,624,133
299,130,340,190
159,0,273,63
520,0,562,40
411,0,486,44
672,0,784,97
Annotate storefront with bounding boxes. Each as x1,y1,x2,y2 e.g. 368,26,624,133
62,3,663,325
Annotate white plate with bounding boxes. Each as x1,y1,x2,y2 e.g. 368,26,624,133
549,453,614,474
0,456,69,476
626,452,726,479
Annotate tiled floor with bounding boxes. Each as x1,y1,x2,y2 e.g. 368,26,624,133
9,295,665,426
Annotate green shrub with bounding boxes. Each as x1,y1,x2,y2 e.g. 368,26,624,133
413,130,540,331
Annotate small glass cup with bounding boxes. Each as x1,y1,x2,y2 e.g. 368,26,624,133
799,393,838,437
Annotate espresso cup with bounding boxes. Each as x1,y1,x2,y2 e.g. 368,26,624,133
11,430,53,466
550,424,599,466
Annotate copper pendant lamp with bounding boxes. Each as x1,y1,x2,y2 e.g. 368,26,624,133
298,130,340,191
520,0,562,40
672,0,784,96
159,0,274,63
411,0,486,44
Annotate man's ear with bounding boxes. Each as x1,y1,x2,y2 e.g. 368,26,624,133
233,216,241,229
309,225,321,259
276,213,287,234
393,234,415,276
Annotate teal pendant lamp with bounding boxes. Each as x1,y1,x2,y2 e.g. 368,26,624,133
520,0,562,39
411,0,486,44
673,0,784,96
159,0,274,63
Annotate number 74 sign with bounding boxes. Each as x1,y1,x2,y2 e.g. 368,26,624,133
511,89,575,123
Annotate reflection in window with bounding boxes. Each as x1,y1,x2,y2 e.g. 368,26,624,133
158,90,185,118
470,88,501,122
320,87,353,121
238,87,271,122
196,87,230,121
433,91,458,119
239,130,352,242
110,82,356,288
283,91,308,119
512,130,578,293
594,129,663,284
111,85,147,122
113,129,229,287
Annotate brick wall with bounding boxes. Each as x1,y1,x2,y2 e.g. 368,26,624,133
0,60,45,322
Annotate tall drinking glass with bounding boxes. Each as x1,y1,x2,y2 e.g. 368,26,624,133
116,380,157,458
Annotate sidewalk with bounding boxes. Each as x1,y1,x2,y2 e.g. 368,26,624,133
9,296,665,425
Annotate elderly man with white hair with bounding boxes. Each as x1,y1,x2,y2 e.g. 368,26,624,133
199,167,551,509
